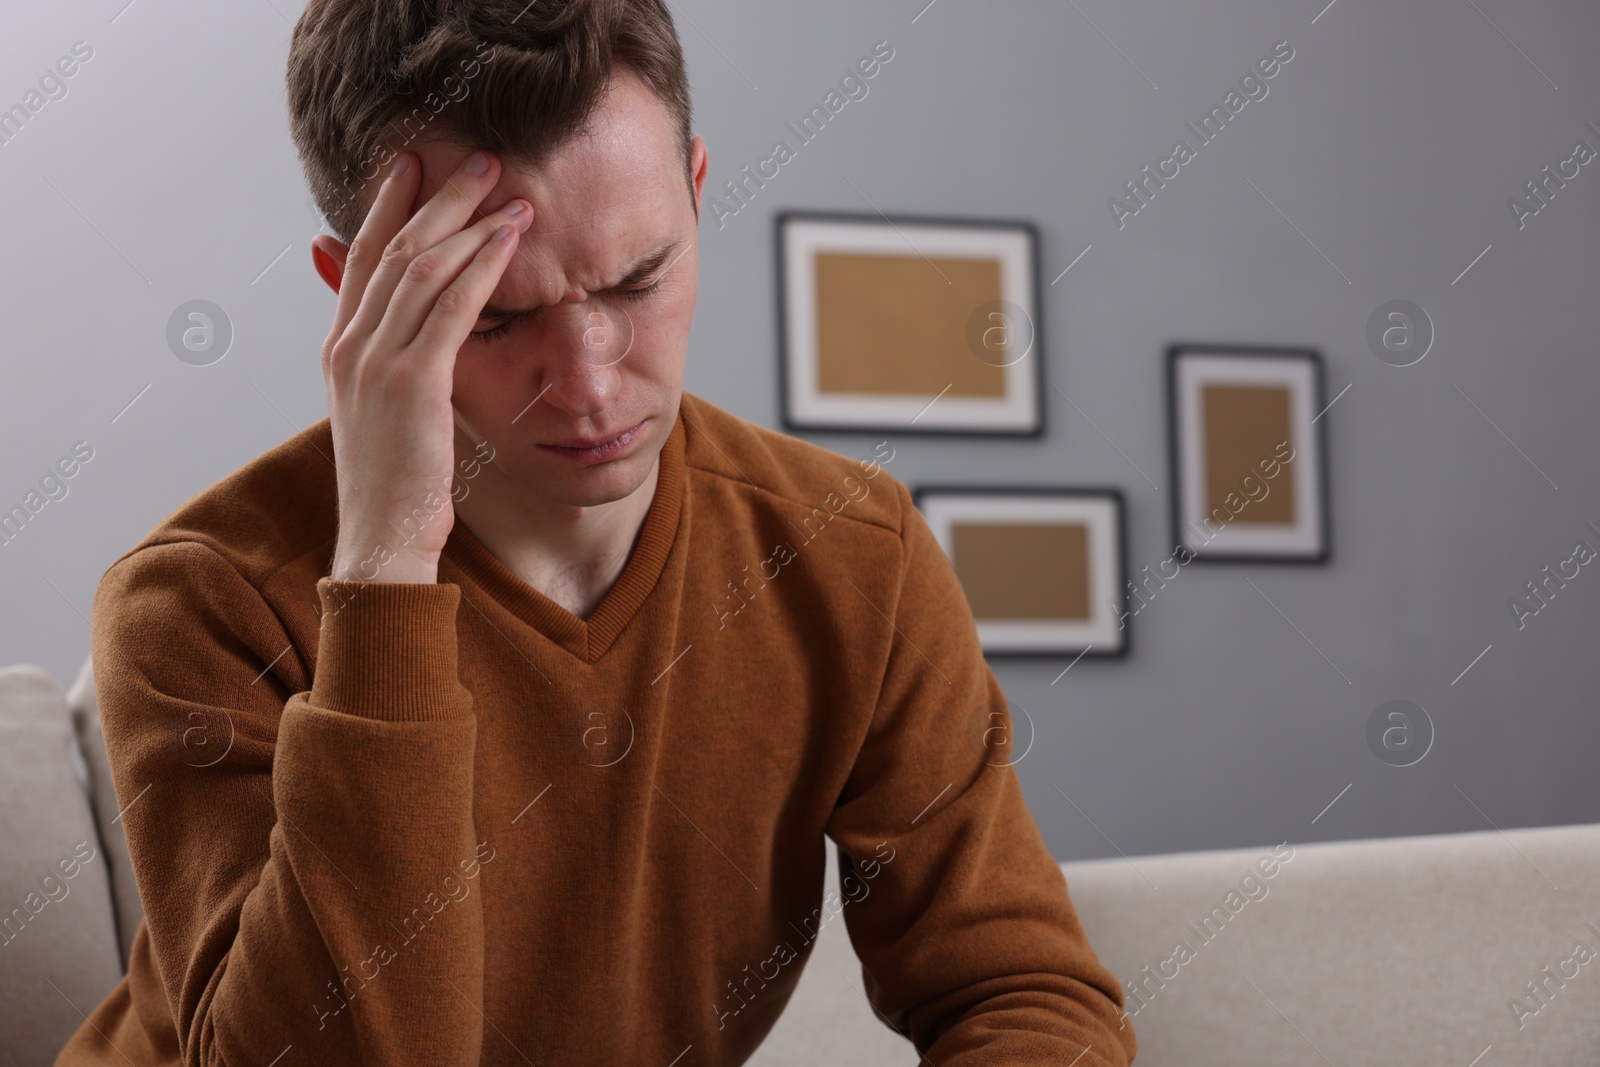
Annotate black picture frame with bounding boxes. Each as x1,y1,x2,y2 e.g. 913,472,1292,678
775,209,1045,438
912,484,1129,659
1165,343,1332,564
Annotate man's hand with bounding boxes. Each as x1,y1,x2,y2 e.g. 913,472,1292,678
321,149,533,585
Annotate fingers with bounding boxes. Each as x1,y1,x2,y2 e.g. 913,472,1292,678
409,223,525,365
343,149,506,346
371,199,534,351
328,152,424,345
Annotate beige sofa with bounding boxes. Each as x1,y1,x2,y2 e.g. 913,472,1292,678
751,820,1600,1065
1,659,142,1067
4,659,1598,1065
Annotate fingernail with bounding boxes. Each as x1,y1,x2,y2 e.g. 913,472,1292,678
493,224,515,242
463,151,490,176
503,200,527,216
389,154,410,179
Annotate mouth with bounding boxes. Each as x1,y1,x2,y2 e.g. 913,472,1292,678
536,419,647,463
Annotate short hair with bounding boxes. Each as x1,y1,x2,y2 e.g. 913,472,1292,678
286,0,694,244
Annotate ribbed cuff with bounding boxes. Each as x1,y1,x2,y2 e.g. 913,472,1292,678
309,577,475,722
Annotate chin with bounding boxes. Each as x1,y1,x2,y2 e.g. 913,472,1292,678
538,451,658,508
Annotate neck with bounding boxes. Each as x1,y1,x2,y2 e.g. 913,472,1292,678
453,452,661,621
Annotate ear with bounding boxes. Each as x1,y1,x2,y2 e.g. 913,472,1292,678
310,235,348,294
689,134,709,219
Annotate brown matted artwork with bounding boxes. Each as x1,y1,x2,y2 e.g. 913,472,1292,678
914,487,1127,657
777,212,1042,435
1167,345,1330,562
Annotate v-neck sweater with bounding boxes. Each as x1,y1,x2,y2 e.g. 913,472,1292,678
55,391,1136,1067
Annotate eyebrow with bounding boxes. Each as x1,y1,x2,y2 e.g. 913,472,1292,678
476,236,683,323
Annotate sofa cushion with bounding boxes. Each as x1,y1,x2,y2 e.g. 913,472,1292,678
65,654,143,972
0,665,124,1067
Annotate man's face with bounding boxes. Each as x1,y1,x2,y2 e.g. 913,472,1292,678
402,65,706,510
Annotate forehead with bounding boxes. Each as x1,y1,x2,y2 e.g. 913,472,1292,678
405,66,686,297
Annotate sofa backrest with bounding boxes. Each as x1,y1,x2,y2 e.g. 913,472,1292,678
0,663,126,1067
1049,822,1600,1064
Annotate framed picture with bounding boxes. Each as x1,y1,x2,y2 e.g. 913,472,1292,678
1167,344,1330,563
776,211,1043,436
914,486,1127,657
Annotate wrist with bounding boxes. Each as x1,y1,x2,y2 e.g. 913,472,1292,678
330,536,439,585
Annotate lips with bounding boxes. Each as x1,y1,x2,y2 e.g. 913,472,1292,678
543,421,643,449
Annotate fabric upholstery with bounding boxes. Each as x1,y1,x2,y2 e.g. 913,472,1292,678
0,665,123,1067
64,656,142,972
753,822,1600,1065
1058,822,1600,1064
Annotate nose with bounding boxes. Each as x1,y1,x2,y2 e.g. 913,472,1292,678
532,297,632,417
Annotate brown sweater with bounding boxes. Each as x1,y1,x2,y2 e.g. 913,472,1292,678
55,391,1136,1066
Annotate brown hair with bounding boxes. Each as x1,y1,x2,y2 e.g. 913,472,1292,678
286,0,694,244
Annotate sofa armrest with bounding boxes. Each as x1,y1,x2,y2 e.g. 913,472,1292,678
65,653,144,973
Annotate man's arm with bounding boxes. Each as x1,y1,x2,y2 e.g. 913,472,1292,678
824,476,1137,1066
88,146,536,1066
93,543,486,1065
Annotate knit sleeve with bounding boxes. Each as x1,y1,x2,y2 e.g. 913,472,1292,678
90,540,486,1066
822,478,1138,1066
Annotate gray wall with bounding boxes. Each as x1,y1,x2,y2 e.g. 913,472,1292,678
3,0,1598,861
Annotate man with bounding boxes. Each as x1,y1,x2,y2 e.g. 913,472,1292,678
57,1,1136,1063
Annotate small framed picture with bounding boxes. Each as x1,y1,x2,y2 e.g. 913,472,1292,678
1167,344,1330,563
776,211,1043,436
914,487,1128,657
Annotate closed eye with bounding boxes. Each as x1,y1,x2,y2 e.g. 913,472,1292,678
468,320,515,344
468,279,664,343
618,279,662,303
